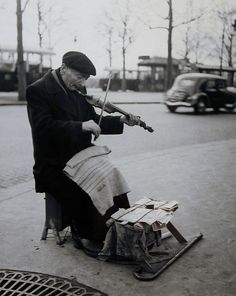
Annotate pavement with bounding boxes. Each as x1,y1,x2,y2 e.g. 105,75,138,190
0,92,26,105
0,91,236,295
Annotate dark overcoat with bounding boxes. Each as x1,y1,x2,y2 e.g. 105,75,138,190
26,70,124,192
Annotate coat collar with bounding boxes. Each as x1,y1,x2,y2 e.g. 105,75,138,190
44,69,78,117
44,69,65,94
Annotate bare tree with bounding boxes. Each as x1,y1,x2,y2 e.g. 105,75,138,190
100,12,115,68
106,27,113,68
29,0,64,71
217,9,236,83
219,19,226,75
36,1,59,70
189,17,203,64
166,0,173,89
177,2,211,66
119,12,134,91
101,0,135,91
148,0,204,89
178,0,195,62
37,0,44,72
16,0,29,101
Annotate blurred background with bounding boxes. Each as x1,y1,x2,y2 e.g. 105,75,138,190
0,0,236,98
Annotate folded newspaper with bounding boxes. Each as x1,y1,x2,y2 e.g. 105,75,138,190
111,197,178,228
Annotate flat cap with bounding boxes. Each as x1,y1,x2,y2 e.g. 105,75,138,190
62,51,96,76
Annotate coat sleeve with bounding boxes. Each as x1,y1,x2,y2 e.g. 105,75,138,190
26,85,85,150
100,114,124,134
87,104,124,135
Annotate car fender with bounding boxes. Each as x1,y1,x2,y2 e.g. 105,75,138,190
191,92,209,105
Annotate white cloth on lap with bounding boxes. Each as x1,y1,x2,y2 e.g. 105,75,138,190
63,146,130,215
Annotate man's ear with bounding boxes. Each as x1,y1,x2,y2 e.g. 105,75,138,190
60,63,67,75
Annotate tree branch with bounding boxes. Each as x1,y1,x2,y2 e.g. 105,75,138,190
174,14,203,28
138,15,169,30
22,0,30,13
149,25,168,30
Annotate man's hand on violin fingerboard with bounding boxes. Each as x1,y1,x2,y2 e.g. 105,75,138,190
120,113,141,126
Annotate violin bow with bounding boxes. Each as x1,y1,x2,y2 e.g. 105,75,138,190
94,72,113,141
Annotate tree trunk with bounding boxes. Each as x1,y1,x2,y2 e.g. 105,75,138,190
37,0,43,73
16,0,26,101
166,0,173,90
227,33,233,85
219,23,225,76
108,29,112,67
122,43,126,91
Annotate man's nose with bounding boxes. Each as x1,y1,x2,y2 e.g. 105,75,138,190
78,79,86,86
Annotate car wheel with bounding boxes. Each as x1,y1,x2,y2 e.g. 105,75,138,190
194,99,206,114
167,106,177,113
224,106,235,113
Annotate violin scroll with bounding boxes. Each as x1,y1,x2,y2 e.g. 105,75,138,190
139,121,154,133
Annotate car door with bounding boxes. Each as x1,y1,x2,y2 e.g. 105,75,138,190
216,79,234,106
203,79,218,107
205,79,225,108
215,79,229,107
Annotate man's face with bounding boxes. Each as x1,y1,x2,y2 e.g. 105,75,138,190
60,64,90,91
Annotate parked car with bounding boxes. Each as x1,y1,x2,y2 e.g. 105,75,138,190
165,73,236,113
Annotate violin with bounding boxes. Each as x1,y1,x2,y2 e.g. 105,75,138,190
79,93,154,133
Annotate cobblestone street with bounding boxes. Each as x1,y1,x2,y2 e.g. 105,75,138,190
0,106,34,189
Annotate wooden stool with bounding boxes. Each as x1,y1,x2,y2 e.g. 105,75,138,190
41,193,71,245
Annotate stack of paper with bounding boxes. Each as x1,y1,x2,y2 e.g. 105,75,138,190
111,197,178,228
134,197,178,211
159,200,178,211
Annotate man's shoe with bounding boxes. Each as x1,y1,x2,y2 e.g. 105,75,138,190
81,239,103,257
73,237,83,250
73,237,103,258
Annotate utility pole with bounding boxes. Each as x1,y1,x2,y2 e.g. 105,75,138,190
16,0,26,101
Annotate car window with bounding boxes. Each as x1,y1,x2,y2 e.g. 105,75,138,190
217,80,226,88
178,79,195,87
205,80,216,89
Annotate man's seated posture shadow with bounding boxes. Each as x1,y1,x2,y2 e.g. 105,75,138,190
26,51,140,257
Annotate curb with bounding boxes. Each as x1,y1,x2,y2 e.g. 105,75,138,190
0,100,163,106
110,101,163,104
0,101,27,106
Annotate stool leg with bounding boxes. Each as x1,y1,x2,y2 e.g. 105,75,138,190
166,222,188,243
43,193,71,245
49,219,65,245
41,222,48,240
